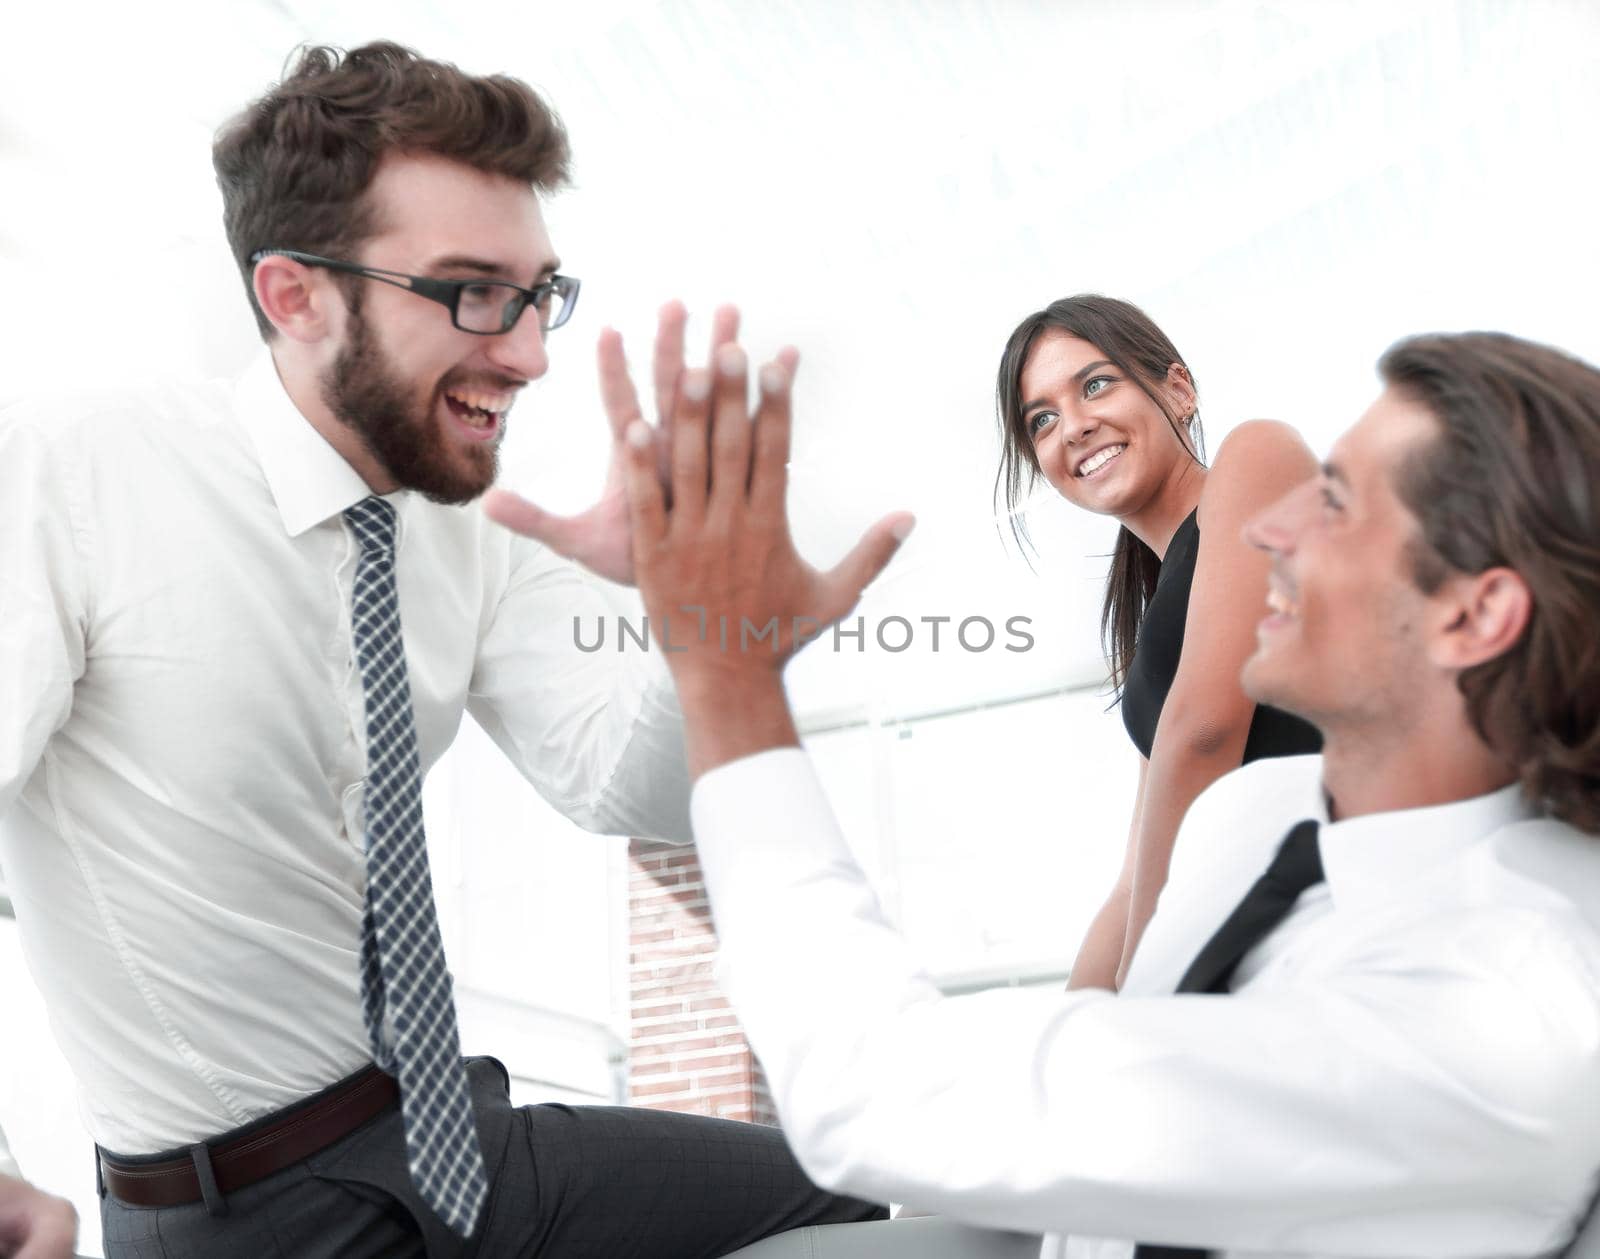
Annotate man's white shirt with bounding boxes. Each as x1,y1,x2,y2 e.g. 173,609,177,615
0,355,691,1154
691,748,1600,1257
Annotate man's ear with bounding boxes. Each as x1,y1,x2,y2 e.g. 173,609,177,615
1430,566,1532,670
252,255,338,344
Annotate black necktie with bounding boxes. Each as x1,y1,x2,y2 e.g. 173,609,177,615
1132,820,1324,1259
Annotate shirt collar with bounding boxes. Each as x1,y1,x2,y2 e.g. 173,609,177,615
1317,777,1536,912
233,351,379,538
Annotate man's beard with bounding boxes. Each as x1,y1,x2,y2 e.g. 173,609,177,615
321,307,498,505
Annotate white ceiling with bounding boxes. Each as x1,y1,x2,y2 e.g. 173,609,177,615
5,0,1597,722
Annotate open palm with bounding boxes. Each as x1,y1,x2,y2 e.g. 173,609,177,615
623,346,913,682
482,302,737,585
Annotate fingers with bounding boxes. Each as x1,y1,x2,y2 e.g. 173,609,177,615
623,420,668,553
481,489,581,556
651,300,688,427
670,368,713,531
708,304,740,356
748,357,793,520
650,302,737,489
825,512,917,613
706,343,753,527
598,327,645,445
650,301,736,424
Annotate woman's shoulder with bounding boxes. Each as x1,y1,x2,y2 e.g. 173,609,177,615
1209,418,1315,477
1197,419,1318,531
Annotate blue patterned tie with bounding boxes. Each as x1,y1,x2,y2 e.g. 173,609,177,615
344,497,488,1237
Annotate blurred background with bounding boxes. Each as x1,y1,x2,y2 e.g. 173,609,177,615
4,1,1599,1250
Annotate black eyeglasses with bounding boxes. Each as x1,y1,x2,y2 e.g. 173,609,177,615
249,248,580,334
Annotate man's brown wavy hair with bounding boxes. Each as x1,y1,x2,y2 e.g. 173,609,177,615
1382,331,1600,834
213,41,571,339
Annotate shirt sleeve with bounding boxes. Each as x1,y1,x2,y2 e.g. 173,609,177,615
691,748,1600,1255
466,537,692,843
0,410,87,824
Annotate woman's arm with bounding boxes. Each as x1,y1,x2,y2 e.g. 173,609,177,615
1116,420,1319,987
1067,755,1148,990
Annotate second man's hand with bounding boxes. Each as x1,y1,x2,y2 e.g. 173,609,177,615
622,342,914,779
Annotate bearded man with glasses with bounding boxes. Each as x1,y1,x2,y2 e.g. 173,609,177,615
0,40,883,1259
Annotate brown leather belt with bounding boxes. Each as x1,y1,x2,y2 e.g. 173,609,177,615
99,1066,399,1208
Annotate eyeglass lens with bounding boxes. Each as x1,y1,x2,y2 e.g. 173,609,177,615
454,282,571,334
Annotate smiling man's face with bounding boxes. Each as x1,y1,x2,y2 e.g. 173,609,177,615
319,153,560,503
1240,387,1447,734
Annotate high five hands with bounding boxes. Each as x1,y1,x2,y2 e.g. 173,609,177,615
481,301,740,584
485,303,914,777
622,332,914,777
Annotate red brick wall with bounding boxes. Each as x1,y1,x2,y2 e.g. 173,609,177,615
628,839,776,1125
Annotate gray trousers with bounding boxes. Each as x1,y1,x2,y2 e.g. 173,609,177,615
99,1058,885,1258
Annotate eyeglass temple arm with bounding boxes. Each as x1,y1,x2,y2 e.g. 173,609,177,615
251,249,449,298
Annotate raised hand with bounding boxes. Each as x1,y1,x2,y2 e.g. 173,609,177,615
482,302,739,585
621,342,913,774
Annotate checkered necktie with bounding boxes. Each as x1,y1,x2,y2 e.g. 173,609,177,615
345,497,487,1237
1133,820,1324,1259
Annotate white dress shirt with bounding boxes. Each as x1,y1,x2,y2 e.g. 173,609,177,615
691,748,1600,1257
0,354,691,1154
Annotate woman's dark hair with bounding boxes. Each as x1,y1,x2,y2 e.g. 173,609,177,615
995,294,1205,696
1380,331,1600,834
213,41,572,339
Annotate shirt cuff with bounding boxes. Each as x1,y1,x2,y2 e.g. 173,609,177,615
690,745,853,897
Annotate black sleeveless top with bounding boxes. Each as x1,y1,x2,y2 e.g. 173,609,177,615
1121,509,1321,763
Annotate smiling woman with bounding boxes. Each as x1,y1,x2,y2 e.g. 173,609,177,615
994,294,1322,990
